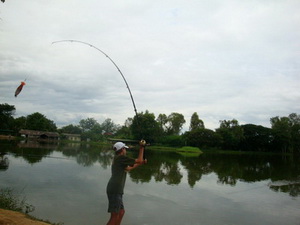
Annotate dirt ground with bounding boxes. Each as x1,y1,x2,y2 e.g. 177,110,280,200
0,209,50,225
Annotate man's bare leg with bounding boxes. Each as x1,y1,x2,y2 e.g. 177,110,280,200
116,209,125,225
107,210,125,225
107,212,118,225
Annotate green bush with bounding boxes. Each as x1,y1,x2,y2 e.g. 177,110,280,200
161,135,184,147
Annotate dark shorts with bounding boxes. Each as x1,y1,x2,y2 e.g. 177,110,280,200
107,194,124,213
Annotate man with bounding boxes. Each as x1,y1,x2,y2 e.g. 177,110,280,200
106,140,147,225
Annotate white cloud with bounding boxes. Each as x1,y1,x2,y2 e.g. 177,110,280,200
1,0,299,130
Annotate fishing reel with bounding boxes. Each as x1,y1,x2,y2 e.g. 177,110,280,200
139,139,146,146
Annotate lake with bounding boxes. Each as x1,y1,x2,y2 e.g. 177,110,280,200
0,140,299,225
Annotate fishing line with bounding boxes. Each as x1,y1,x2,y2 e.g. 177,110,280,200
51,40,138,119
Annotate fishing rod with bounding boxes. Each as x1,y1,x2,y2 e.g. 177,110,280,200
51,40,138,119
51,40,146,158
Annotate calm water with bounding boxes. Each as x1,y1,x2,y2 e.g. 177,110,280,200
0,140,299,225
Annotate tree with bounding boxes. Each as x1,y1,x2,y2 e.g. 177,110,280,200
288,113,300,125
26,112,57,131
0,103,15,130
160,135,185,147
216,119,243,150
240,124,274,152
189,112,204,131
13,116,27,132
124,117,133,128
59,124,82,134
219,119,239,129
270,116,291,153
115,125,132,139
166,112,186,135
289,113,300,153
79,118,98,132
156,114,168,133
101,118,119,134
115,118,133,139
184,128,221,148
270,113,300,153
131,110,161,143
78,118,103,141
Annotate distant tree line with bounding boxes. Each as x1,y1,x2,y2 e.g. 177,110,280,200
1,103,299,154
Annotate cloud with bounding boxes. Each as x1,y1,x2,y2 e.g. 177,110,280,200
1,0,299,130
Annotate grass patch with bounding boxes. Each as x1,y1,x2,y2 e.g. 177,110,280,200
179,146,202,152
176,146,202,157
200,148,291,156
0,188,63,225
146,145,177,151
147,145,202,157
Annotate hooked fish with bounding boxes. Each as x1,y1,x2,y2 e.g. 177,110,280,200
15,81,26,97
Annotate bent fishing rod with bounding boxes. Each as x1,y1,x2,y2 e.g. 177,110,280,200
52,40,146,152
51,40,138,119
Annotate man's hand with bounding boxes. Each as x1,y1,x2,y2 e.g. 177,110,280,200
139,139,146,146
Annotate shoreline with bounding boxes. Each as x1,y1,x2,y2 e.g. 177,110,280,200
0,208,52,225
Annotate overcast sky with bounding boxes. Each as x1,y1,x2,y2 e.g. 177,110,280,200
1,0,299,131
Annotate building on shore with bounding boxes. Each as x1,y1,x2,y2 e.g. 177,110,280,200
19,129,59,140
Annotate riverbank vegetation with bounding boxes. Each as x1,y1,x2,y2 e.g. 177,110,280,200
0,188,63,225
1,103,299,154
0,188,33,213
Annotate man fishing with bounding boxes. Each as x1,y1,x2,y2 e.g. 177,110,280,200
106,140,147,225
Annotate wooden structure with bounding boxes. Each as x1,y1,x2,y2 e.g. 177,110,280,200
19,129,59,140
61,133,81,142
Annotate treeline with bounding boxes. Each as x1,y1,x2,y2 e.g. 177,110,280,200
1,103,299,154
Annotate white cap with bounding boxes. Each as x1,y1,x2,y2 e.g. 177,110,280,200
113,142,129,151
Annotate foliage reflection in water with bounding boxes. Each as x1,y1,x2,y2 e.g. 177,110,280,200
1,140,300,196
0,140,300,225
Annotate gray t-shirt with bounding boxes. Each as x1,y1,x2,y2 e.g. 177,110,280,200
106,155,135,194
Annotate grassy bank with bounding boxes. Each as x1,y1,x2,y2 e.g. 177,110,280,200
146,145,202,157
0,188,63,225
199,148,294,156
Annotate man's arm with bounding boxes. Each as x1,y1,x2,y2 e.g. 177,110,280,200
125,140,147,172
125,160,146,172
135,140,146,164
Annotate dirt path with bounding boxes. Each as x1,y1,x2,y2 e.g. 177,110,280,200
0,209,50,225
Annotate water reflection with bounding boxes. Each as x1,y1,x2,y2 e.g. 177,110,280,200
1,140,300,197
268,179,300,197
0,152,9,171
